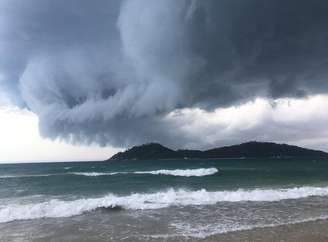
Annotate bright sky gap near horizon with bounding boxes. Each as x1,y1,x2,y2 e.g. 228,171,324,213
2,0,328,162
2,95,328,163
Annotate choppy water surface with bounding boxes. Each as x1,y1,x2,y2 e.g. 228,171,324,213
1,158,328,241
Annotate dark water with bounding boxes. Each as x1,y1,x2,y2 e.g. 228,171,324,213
1,158,328,241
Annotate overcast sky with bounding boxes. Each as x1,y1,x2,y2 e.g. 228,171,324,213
2,0,328,162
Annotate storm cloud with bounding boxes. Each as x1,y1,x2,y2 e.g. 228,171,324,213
1,0,328,148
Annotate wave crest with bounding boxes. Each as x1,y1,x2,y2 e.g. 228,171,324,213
72,168,218,177
135,168,218,177
0,174,54,179
71,172,120,177
1,186,328,223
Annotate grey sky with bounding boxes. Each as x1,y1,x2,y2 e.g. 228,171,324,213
1,0,328,151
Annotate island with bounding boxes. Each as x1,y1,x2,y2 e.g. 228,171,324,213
108,141,328,160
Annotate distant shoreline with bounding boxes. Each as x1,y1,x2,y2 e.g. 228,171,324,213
108,141,328,161
108,156,327,161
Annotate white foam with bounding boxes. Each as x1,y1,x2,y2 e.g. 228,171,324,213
0,172,118,178
1,186,328,223
0,168,219,179
71,168,218,177
71,172,120,177
167,215,328,239
0,174,54,179
134,168,218,177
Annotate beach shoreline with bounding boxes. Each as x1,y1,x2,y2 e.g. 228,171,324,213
2,160,328,242
200,219,328,242
119,219,328,242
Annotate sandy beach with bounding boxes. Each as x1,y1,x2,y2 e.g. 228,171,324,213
201,219,328,242
111,219,328,242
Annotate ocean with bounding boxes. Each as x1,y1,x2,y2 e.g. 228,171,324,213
1,158,328,241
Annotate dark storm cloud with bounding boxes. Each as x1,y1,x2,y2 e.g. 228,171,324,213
1,0,328,148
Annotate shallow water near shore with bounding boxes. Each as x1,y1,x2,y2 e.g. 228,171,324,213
1,158,328,241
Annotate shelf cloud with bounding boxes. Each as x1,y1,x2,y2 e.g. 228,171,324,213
1,0,328,148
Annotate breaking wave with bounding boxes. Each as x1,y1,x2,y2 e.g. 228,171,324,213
0,168,218,179
71,168,218,177
1,186,328,223
71,172,121,177
0,174,55,179
134,168,218,177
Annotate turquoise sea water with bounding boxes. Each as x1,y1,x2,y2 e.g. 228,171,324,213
1,158,328,241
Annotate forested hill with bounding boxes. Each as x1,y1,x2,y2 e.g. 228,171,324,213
108,142,328,160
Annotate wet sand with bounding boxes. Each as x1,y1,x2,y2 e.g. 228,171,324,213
111,219,328,242
129,219,328,242
201,219,328,242
22,218,328,242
